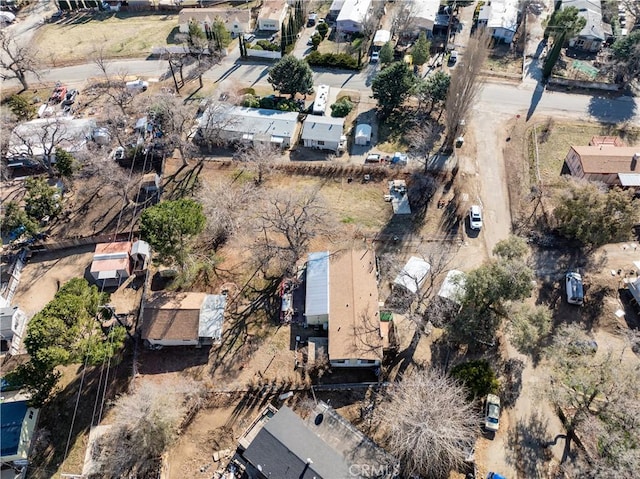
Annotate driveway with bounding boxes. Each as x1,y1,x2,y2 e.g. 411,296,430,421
291,24,316,59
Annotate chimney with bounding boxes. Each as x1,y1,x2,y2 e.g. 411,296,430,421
631,153,639,171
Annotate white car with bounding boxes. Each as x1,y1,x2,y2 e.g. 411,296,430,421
371,51,380,63
469,205,483,230
125,80,149,92
565,271,584,305
484,394,500,432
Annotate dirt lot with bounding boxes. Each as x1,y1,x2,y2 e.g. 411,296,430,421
33,11,180,65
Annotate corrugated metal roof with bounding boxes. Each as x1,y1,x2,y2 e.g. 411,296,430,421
305,252,330,317
394,256,431,294
199,294,226,340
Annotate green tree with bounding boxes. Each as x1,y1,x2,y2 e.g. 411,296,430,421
414,71,450,113
611,30,640,81
379,41,394,64
0,201,39,236
553,180,639,247
140,198,206,268
268,55,314,98
544,6,587,41
54,148,77,178
507,304,552,357
448,256,534,347
211,17,232,48
24,177,62,221
411,32,430,66
317,22,329,39
8,94,36,121
311,33,322,49
492,235,529,260
451,359,500,399
7,278,125,406
187,21,207,50
372,61,416,118
330,97,354,117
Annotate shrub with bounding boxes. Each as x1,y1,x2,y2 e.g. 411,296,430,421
256,39,280,51
243,95,260,108
306,51,359,70
330,98,353,117
239,87,256,96
259,96,276,109
317,22,329,39
450,359,500,400
276,99,299,111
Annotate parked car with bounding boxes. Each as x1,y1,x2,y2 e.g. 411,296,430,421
49,84,67,103
243,33,255,43
565,271,584,305
487,473,507,479
365,153,382,163
113,146,125,161
371,51,380,62
448,50,459,66
61,89,78,106
125,80,149,92
484,394,501,432
469,205,483,230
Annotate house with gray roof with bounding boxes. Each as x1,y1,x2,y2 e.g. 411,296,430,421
561,0,607,52
301,115,345,153
238,402,397,479
197,105,300,148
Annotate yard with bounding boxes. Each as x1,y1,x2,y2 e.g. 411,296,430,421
32,11,180,65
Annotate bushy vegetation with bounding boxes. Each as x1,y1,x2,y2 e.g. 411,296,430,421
330,97,354,117
450,359,500,399
306,51,359,70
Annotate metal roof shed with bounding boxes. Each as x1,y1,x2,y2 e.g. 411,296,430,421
355,124,371,146
199,294,226,343
437,270,466,304
394,256,431,294
305,252,330,325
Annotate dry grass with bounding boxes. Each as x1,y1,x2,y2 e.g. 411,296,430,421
33,12,180,65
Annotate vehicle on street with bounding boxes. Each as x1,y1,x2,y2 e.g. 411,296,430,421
448,50,459,66
565,271,584,305
484,394,500,432
61,89,78,106
307,13,317,27
469,205,483,230
49,84,67,103
365,153,382,163
307,37,314,46
125,80,149,92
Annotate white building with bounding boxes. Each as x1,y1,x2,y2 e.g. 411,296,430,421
405,0,440,37
301,116,345,153
478,0,520,43
304,251,330,326
197,105,300,148
141,292,226,347
178,8,251,38
393,256,431,294
336,0,373,34
354,123,372,145
313,84,330,115
258,0,288,31
562,0,606,52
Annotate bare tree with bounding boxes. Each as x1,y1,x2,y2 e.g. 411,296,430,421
251,188,332,275
379,368,480,478
91,48,136,117
444,31,489,149
89,379,204,479
0,30,42,92
390,0,419,39
546,325,640,473
194,101,238,150
234,141,284,184
620,0,640,20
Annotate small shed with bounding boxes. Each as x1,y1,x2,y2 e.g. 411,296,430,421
393,256,431,294
90,242,132,287
131,240,151,274
355,124,372,146
437,270,466,304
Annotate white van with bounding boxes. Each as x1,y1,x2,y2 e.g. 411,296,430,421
565,271,584,305
125,80,149,92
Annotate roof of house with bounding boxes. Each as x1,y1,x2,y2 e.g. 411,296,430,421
242,403,395,479
259,0,288,22
486,0,519,32
337,0,373,24
90,242,132,276
562,0,605,40
571,146,640,174
394,256,431,294
141,292,207,342
590,136,625,147
199,105,299,141
178,7,251,26
305,251,330,317
328,249,382,361
329,0,346,12
301,116,344,142
198,294,226,340
8,118,97,158
411,0,440,22
437,270,466,303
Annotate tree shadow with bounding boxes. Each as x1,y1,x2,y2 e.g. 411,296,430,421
505,410,554,478
588,95,638,123
526,84,545,121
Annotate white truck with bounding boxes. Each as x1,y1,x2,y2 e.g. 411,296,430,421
371,29,391,62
